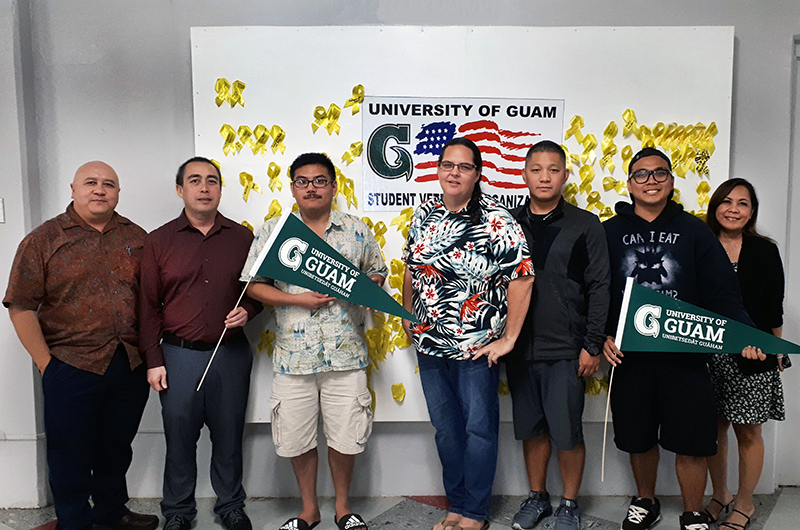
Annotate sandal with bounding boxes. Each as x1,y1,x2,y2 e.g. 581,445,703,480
335,513,368,530
433,517,460,530
279,518,320,530
452,521,489,530
719,508,752,530
702,496,734,523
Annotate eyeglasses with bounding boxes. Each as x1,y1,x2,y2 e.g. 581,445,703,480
439,161,477,173
292,177,332,188
629,168,672,184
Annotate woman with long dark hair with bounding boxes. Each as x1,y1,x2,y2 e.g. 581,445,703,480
703,178,785,530
402,138,535,530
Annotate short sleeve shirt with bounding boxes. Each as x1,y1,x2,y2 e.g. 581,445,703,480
403,196,533,360
3,203,147,374
241,210,388,374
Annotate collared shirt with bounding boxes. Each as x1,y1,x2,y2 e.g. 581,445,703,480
241,210,387,375
403,196,533,360
3,203,147,375
139,210,261,368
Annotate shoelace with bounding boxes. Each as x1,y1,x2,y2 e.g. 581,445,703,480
518,496,544,514
555,505,578,520
626,505,650,524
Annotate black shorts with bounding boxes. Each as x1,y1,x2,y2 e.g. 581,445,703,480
610,362,717,457
506,359,585,450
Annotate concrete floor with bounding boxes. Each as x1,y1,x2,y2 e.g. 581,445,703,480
2,489,800,530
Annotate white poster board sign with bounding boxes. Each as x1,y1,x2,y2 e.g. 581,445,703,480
191,25,733,422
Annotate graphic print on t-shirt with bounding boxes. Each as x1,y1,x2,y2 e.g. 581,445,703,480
619,230,682,298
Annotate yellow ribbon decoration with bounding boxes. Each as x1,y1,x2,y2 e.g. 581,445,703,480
334,166,357,209
239,172,262,202
342,141,364,165
220,124,238,156
210,159,225,186
564,115,585,143
621,145,633,175
672,187,683,206
560,144,580,169
603,176,627,195
251,124,269,156
258,329,275,356
391,383,406,403
580,134,597,165
694,149,711,178
639,125,655,148
215,79,231,107
363,217,388,247
229,80,245,107
214,79,245,108
267,163,282,192
563,182,579,207
585,375,609,395
237,125,253,152
292,203,299,213
498,380,510,396
264,199,283,222
578,165,595,194
696,181,711,208
344,84,365,115
599,206,615,222
311,104,342,135
387,259,406,291
622,109,640,139
600,122,618,173
390,207,414,240
586,191,605,212
241,220,254,232
269,124,287,154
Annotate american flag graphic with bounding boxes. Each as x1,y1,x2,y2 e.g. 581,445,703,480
412,120,542,190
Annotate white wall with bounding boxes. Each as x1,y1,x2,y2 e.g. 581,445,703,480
2,0,799,507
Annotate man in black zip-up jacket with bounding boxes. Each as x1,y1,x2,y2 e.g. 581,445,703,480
602,148,759,530
506,141,610,530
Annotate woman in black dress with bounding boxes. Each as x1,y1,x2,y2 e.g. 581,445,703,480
703,178,785,530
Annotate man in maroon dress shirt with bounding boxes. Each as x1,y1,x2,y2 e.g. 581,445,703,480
139,157,261,530
4,161,158,530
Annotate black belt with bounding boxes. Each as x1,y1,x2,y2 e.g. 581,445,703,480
161,331,242,352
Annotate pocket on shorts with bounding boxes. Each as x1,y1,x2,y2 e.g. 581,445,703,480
269,395,282,448
355,390,373,445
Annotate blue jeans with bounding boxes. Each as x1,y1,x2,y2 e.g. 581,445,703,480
417,352,500,521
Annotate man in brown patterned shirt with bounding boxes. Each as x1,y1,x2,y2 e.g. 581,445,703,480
4,162,158,530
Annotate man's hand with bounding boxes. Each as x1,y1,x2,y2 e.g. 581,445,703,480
224,306,249,329
473,336,514,367
294,291,337,310
578,348,600,377
742,345,767,361
603,336,624,367
147,367,168,391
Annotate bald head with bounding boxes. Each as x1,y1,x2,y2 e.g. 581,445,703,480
70,161,120,230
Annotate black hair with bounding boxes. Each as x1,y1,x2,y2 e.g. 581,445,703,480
439,137,483,224
706,177,762,238
628,147,672,175
289,152,336,181
176,156,220,186
525,140,566,166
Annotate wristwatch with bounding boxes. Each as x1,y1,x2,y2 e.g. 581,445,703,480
585,344,601,357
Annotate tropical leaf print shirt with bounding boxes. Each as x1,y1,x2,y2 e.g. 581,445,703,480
403,196,533,360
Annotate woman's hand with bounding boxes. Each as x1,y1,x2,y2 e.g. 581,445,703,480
603,336,624,367
741,345,767,361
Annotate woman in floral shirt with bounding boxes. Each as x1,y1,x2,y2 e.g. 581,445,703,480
402,137,534,530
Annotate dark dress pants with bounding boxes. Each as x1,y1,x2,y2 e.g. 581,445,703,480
42,345,150,530
159,337,252,520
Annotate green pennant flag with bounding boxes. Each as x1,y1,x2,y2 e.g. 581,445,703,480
615,277,800,354
246,213,418,322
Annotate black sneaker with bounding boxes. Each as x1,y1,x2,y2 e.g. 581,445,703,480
512,491,553,529
621,497,661,530
222,509,252,530
163,515,190,530
553,499,581,530
679,511,709,530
